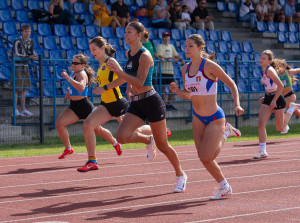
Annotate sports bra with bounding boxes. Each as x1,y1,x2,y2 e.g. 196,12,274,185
69,71,88,96
261,65,277,91
184,58,217,96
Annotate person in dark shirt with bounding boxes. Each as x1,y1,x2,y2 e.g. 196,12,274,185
191,0,214,30
111,0,130,27
169,1,188,36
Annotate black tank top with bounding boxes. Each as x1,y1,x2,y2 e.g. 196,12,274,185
125,48,145,77
53,4,62,15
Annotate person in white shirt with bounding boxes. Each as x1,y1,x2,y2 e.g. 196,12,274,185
239,0,257,31
255,0,273,22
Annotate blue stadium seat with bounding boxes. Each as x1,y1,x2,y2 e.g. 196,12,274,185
76,37,89,50
108,38,121,50
137,16,148,27
15,11,30,23
221,30,232,41
55,64,68,80
115,27,125,39
27,0,41,10
0,48,9,61
238,78,248,92
26,78,39,97
278,22,288,32
43,36,58,50
222,82,231,93
86,25,99,38
124,0,133,6
251,79,264,92
0,10,13,22
256,21,267,32
240,52,251,65
70,25,84,37
218,41,229,53
288,32,298,43
115,50,127,61
123,39,130,50
100,26,114,38
49,50,64,61
80,14,92,25
43,80,58,97
158,28,169,39
37,23,52,36
135,0,146,7
239,65,250,78
209,30,220,41
225,65,235,78
32,35,41,49
184,29,196,39
66,50,79,59
54,24,69,37
83,50,95,60
252,65,262,78
73,2,86,14
60,37,75,50
39,66,53,79
177,51,186,60
0,38,5,49
147,27,156,40
43,1,50,11
0,0,8,10
0,64,11,81
196,30,208,41
3,22,18,35
169,39,178,51
267,22,277,32
64,2,71,11
278,0,285,6
289,23,298,32
88,3,94,14
227,2,237,12
152,39,162,48
206,40,217,53
11,0,24,10
242,41,253,53
171,29,182,40
129,6,138,16
252,52,261,63
277,31,287,43
216,52,226,65
227,52,238,65
60,80,69,96
230,41,241,53
34,49,46,59
216,1,226,12
180,40,186,52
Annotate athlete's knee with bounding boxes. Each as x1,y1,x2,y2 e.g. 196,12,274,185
83,121,93,133
115,131,128,144
200,155,214,165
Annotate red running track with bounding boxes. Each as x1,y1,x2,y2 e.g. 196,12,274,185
0,138,299,223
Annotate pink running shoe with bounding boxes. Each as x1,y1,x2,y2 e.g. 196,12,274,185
77,161,99,172
58,148,74,159
113,143,123,156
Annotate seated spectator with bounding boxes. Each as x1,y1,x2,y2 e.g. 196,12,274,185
49,0,85,25
266,0,285,23
255,0,273,22
182,0,197,14
239,0,257,32
111,0,130,27
182,4,193,28
170,1,187,36
152,0,172,29
191,0,214,30
283,0,300,23
92,0,121,33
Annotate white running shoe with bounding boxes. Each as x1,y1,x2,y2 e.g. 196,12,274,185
281,125,289,134
289,102,300,110
225,122,241,137
21,109,33,117
174,172,187,193
12,109,21,117
210,186,232,200
146,136,156,161
253,151,268,159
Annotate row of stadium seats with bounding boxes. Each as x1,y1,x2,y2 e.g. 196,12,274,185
257,21,300,33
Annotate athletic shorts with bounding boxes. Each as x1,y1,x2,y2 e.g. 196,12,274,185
161,73,175,86
127,91,166,122
263,92,286,110
193,106,225,125
69,97,94,119
284,90,295,98
100,97,129,117
15,64,31,91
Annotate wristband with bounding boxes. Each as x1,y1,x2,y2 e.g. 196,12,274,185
103,85,108,90
68,76,71,81
271,100,276,104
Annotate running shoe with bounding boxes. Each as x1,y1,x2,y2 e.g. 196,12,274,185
114,143,123,156
20,109,34,117
146,136,156,161
166,128,172,137
77,161,99,172
58,147,74,159
225,122,241,137
210,186,232,200
253,151,268,159
174,172,187,193
289,102,300,111
281,125,289,134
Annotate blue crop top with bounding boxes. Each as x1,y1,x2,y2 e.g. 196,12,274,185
69,72,89,96
125,47,153,86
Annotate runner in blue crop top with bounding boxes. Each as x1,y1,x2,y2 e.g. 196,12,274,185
107,21,187,193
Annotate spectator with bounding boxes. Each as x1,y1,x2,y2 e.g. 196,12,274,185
182,4,193,28
255,0,273,22
266,0,285,23
111,0,130,27
191,0,214,30
283,0,300,23
182,0,198,14
92,0,121,33
152,0,172,29
156,31,185,111
170,1,187,36
49,0,85,25
12,24,37,117
239,0,257,32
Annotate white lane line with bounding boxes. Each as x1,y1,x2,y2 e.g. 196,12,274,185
0,185,299,223
0,169,299,204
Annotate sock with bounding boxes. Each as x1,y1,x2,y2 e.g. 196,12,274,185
259,143,266,153
287,106,295,115
219,179,229,189
66,147,72,151
113,140,118,147
223,130,230,141
88,156,97,164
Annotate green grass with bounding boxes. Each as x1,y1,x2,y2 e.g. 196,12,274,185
1,123,300,158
